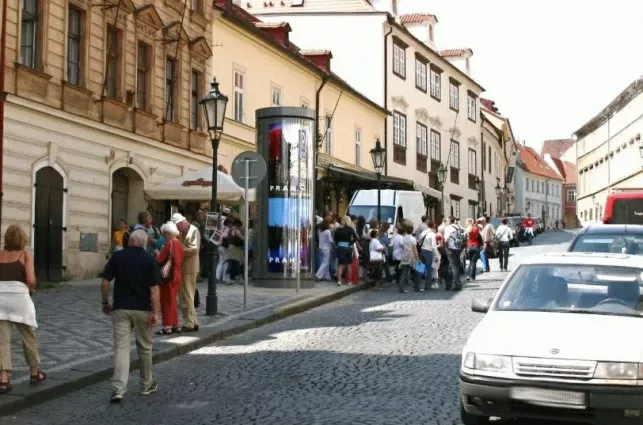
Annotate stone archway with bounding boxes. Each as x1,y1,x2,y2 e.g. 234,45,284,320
111,168,145,231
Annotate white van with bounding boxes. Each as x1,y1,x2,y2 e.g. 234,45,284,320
346,189,426,235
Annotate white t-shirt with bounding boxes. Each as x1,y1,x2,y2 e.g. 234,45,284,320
391,234,404,261
369,238,384,262
401,234,417,265
418,228,437,251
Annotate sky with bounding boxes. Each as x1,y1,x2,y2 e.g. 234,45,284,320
399,0,643,153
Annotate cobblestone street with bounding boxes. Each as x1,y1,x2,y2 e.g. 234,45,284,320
2,231,576,425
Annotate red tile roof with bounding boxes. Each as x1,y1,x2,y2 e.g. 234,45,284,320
551,158,577,185
400,13,437,24
516,144,564,181
480,98,499,114
440,48,473,58
541,139,575,159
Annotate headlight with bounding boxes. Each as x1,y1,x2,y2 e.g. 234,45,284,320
594,362,640,380
463,353,512,372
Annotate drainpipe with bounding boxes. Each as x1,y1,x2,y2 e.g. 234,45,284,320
0,0,7,238
383,25,393,176
480,129,484,215
314,76,328,213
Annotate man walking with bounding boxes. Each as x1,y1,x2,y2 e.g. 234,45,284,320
443,216,464,291
172,213,201,332
495,218,514,272
101,230,161,403
478,216,493,272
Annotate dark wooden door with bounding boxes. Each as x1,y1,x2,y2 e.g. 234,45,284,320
34,166,65,282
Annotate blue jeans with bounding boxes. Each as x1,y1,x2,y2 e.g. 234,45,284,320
480,249,489,271
421,249,434,289
467,246,481,279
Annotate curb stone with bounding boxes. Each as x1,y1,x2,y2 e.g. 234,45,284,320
0,283,366,416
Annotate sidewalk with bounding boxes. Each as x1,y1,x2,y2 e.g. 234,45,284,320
0,277,364,415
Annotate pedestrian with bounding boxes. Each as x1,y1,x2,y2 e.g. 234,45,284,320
495,218,514,272
100,229,160,403
523,213,535,245
134,211,162,255
479,216,493,272
110,219,129,255
398,220,419,293
0,225,47,394
156,221,184,335
378,222,393,283
466,219,483,281
555,219,560,231
216,218,230,282
390,223,405,284
368,229,386,290
315,221,333,281
226,219,245,284
418,220,438,291
334,216,358,286
172,213,201,332
443,216,465,291
414,215,428,239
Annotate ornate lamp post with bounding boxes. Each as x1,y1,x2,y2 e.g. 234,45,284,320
494,177,502,216
369,139,386,222
437,162,448,217
474,176,482,217
200,77,228,316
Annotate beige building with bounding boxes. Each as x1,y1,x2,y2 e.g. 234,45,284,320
212,2,387,215
575,76,643,224
2,0,216,279
242,0,485,222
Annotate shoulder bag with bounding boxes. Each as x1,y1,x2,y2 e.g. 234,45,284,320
160,239,174,282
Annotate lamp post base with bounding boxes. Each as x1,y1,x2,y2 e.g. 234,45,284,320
205,237,218,316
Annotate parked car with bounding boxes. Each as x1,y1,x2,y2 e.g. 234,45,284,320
490,217,521,247
535,218,544,233
568,224,643,255
461,252,643,424
603,191,643,224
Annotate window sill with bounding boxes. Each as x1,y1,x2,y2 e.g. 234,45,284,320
450,106,459,113
430,94,441,102
416,85,427,94
393,71,406,80
468,117,476,123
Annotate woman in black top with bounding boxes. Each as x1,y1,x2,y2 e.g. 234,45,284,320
334,216,358,286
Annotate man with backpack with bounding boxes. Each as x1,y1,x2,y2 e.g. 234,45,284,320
443,216,465,291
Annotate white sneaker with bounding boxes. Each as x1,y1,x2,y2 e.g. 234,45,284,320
337,281,343,286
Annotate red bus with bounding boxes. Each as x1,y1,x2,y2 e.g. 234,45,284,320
602,191,643,224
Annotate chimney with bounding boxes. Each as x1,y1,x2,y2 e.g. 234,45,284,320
255,22,291,45
302,50,332,73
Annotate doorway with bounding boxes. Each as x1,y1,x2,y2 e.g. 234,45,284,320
34,166,65,281
111,168,145,233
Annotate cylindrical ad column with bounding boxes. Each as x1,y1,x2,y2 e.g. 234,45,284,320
255,107,315,285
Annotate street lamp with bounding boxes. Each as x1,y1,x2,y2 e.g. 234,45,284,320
370,139,386,222
494,177,502,197
437,162,448,217
495,178,502,216
200,77,228,316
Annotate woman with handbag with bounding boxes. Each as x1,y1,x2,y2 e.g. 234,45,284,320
156,221,184,335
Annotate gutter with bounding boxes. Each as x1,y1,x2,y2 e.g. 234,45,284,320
383,25,393,176
0,0,7,236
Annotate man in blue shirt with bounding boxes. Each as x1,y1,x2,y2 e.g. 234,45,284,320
101,229,161,403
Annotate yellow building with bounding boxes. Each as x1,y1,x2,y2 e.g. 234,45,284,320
1,0,215,279
211,2,393,214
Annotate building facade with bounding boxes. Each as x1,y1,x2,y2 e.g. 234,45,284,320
211,2,387,216
542,139,578,227
574,76,643,225
242,0,486,221
2,0,217,279
516,144,564,226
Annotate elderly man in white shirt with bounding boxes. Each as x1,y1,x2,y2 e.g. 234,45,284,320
495,217,514,272
418,220,438,291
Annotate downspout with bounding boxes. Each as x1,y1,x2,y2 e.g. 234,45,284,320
383,25,393,176
0,0,7,238
314,76,328,213
480,128,484,215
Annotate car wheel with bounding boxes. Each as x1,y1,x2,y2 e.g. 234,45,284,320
460,397,491,425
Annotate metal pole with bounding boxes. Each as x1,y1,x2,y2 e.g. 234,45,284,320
206,141,219,316
0,0,8,237
377,173,381,222
243,158,249,310
441,185,445,217
296,141,301,293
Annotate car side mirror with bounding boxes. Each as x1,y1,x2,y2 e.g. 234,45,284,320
471,298,492,313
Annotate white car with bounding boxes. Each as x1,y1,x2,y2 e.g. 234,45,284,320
460,252,643,425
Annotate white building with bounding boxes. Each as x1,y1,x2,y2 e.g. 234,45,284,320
242,0,485,221
516,144,564,226
574,76,643,224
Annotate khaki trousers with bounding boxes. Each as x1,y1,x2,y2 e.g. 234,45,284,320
111,310,153,395
180,273,198,328
0,320,39,370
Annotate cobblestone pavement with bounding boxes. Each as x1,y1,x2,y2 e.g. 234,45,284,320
7,278,338,383
3,231,577,425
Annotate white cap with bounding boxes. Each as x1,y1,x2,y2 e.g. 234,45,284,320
222,207,231,214
171,213,186,224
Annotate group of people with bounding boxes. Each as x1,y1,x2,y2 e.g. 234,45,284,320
314,211,515,293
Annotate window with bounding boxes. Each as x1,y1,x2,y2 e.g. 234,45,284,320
21,0,39,69
449,81,459,111
136,42,150,110
430,68,441,100
354,128,361,166
393,41,406,78
105,25,121,99
67,7,83,86
467,93,477,122
393,111,406,147
165,57,177,121
468,202,476,220
301,99,309,109
430,129,440,161
233,69,245,122
468,148,476,175
567,189,576,202
271,85,281,106
190,70,201,130
324,115,333,154
415,58,427,91
450,140,460,169
482,142,486,171
416,123,428,156
487,145,491,171
192,0,202,12
451,198,461,220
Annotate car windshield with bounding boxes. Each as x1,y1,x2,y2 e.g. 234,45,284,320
570,234,643,255
346,206,396,224
495,264,643,317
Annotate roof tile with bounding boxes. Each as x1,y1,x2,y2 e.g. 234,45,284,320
243,0,373,13
440,48,473,58
551,158,577,185
541,139,575,159
516,144,564,181
400,13,436,24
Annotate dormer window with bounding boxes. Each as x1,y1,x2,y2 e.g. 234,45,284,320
429,25,433,42
392,0,398,15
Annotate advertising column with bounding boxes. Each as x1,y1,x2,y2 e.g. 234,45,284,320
254,107,315,287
